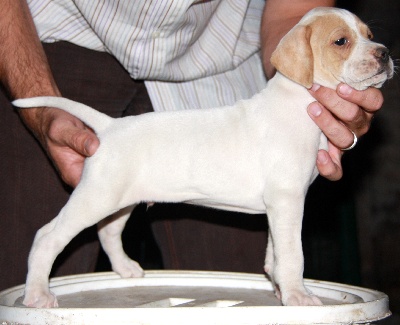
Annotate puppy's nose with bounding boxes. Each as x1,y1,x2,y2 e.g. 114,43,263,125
375,47,390,63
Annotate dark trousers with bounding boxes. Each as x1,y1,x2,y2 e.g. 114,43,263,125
0,42,267,291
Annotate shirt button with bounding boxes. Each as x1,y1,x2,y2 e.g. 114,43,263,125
152,30,161,38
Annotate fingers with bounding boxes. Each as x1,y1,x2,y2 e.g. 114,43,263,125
308,84,383,148
61,125,99,157
49,127,99,187
45,109,99,156
337,83,384,113
50,145,87,188
42,108,100,187
309,84,364,136
307,102,356,150
308,83,384,181
316,147,343,181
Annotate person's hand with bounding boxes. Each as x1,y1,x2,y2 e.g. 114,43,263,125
3,0,100,188
307,83,384,181
20,107,100,187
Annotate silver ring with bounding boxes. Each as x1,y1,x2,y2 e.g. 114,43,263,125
342,130,358,151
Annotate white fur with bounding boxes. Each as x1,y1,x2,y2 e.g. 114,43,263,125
12,7,393,308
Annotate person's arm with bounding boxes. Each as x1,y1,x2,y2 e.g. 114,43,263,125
0,0,99,187
260,0,384,181
0,1,60,98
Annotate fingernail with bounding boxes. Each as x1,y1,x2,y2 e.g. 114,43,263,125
338,84,352,95
84,139,92,156
309,83,321,92
317,151,328,164
308,102,322,117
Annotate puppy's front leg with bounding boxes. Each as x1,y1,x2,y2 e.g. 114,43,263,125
98,205,144,278
264,229,281,299
265,188,322,306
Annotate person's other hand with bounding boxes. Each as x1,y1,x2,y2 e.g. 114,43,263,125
307,83,383,180
20,107,99,187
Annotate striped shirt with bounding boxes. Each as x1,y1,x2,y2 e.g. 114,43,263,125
28,0,267,111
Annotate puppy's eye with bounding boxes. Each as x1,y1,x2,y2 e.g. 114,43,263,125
334,38,348,46
368,33,373,40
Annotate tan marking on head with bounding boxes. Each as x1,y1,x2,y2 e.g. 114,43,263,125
270,25,313,88
271,12,359,88
308,14,358,87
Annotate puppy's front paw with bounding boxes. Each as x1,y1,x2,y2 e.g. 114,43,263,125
113,256,144,278
23,289,58,308
283,289,322,306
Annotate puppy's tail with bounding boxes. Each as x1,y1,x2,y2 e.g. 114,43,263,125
12,96,112,133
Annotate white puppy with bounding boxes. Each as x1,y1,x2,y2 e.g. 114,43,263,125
13,7,393,308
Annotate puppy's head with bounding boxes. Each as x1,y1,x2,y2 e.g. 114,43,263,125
270,7,394,90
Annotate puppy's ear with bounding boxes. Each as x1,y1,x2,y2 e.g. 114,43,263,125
270,25,313,88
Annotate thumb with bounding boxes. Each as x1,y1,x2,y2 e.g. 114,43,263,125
64,128,100,157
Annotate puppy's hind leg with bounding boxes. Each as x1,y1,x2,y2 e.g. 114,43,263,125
23,208,91,308
98,205,144,278
23,186,132,308
22,217,60,308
